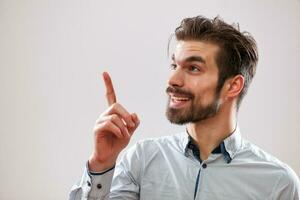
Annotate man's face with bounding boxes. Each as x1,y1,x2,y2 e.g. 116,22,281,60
166,40,222,125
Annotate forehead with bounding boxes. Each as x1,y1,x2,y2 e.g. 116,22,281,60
173,40,220,65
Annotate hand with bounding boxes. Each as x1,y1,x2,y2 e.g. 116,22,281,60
88,72,140,172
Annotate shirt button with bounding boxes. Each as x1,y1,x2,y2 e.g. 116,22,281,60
202,163,207,169
97,183,102,189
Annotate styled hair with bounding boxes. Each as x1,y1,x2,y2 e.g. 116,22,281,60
174,15,259,107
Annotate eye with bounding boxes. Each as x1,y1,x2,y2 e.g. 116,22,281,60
189,65,200,72
170,64,177,70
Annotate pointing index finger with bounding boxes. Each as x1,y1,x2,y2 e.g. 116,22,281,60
103,72,117,106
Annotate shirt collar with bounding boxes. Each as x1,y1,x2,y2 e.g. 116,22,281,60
181,125,242,164
223,125,242,160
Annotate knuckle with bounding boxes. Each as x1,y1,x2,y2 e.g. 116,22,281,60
110,114,118,121
111,102,119,109
99,112,106,118
93,124,102,134
103,120,111,127
92,126,97,133
125,115,132,122
95,117,104,124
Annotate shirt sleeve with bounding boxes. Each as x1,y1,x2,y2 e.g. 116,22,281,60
69,142,144,200
271,165,300,200
109,142,144,199
69,162,115,200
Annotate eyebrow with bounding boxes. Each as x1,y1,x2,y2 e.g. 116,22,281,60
171,54,206,64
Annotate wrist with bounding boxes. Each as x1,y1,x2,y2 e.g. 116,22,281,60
88,155,116,172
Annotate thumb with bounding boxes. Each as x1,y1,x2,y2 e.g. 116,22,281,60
128,113,140,135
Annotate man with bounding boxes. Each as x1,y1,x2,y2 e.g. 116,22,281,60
69,16,300,199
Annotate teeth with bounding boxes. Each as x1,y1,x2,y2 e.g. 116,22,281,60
172,97,189,101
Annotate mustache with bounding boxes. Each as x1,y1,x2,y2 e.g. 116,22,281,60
166,86,194,99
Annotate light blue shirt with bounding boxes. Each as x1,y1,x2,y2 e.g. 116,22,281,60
69,127,300,200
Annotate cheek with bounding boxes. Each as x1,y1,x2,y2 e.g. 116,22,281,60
192,78,218,105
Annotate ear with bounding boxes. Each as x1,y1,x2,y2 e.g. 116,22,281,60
222,75,245,99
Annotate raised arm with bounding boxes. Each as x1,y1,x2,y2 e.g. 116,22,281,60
69,72,140,200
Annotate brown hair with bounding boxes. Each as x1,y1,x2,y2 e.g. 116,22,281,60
174,15,258,108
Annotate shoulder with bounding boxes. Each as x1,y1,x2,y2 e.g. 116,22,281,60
241,140,300,192
137,132,184,146
270,162,300,198
241,139,288,169
122,132,185,161
117,132,185,171
135,132,185,152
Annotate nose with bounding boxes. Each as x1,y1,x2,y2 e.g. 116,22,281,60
168,67,184,87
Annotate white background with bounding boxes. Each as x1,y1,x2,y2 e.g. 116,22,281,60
0,0,299,199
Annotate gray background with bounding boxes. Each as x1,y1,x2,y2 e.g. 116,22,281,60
0,0,299,199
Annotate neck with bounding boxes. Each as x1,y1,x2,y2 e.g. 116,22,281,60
186,104,237,161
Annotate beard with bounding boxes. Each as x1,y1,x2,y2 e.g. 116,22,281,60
165,86,221,125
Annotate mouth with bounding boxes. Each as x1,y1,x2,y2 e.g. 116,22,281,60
169,93,191,108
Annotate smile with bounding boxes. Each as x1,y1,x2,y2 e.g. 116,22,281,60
172,96,190,101
170,95,191,108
